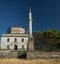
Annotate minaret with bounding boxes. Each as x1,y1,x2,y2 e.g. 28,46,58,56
27,8,34,51
29,8,32,37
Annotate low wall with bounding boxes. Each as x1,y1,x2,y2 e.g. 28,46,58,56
0,50,26,58
26,51,60,59
0,50,60,59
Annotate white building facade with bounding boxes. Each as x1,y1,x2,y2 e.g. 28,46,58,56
1,27,29,50
1,8,34,51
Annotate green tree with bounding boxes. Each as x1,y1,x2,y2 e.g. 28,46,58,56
33,31,43,50
33,29,60,51
43,29,57,38
43,29,57,51
56,33,60,50
33,31,42,37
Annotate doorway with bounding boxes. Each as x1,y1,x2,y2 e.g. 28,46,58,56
14,45,18,50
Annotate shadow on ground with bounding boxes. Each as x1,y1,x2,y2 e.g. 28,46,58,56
17,52,26,59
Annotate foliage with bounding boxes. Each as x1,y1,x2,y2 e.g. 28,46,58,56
56,33,60,49
33,29,60,51
33,31,42,37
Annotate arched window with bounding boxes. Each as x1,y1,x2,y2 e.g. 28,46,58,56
14,45,18,50
15,38,17,42
7,38,9,42
6,45,9,49
21,38,24,42
22,45,24,49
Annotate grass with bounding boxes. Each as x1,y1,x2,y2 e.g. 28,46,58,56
0,58,60,64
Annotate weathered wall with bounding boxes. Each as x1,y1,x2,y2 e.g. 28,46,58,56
0,50,60,59
0,50,26,58
26,51,60,59
1,36,28,50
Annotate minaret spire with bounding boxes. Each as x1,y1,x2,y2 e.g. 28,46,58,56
29,7,32,36
29,7,31,12
28,7,34,51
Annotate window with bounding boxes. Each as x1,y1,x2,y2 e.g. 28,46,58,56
7,38,9,42
15,38,17,42
22,45,24,49
6,45,9,49
21,38,24,42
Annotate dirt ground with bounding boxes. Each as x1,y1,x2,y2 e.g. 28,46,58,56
0,58,60,64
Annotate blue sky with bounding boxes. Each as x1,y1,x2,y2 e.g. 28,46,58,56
0,0,60,36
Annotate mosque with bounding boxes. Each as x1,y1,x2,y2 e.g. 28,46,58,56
1,8,34,51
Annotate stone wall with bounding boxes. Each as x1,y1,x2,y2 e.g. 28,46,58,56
0,50,26,58
0,50,60,59
26,51,60,59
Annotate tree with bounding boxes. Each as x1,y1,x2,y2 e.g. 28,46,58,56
43,29,57,38
33,29,60,51
43,29,57,51
56,33,60,50
33,31,42,37
33,31,43,50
